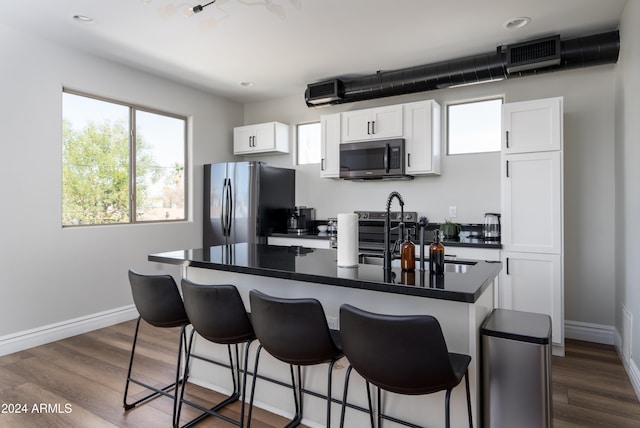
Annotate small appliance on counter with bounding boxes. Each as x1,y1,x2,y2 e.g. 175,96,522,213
483,213,501,241
327,218,338,234
287,206,315,234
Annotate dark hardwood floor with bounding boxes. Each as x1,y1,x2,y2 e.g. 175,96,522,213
0,319,639,427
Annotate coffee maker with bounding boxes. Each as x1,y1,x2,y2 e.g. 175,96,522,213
287,206,315,234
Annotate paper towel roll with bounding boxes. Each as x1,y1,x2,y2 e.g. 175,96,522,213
337,213,359,267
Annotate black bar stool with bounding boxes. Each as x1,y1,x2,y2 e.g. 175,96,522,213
247,290,343,428
339,304,473,428
176,279,256,428
123,270,190,427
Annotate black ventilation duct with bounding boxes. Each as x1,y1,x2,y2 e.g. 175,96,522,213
305,30,620,107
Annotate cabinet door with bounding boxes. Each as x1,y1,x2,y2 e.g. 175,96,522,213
403,100,441,175
502,97,562,154
320,114,340,178
341,109,372,142
341,105,403,142
252,122,276,153
233,125,254,154
500,252,563,346
501,151,562,254
370,105,403,139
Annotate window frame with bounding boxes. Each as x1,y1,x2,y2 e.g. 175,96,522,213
62,88,189,227
446,96,504,156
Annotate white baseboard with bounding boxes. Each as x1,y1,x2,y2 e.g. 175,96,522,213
564,320,616,345
0,305,138,357
627,358,640,401
615,330,640,401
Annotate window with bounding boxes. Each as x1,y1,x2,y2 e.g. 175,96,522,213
296,122,321,165
62,90,187,226
447,98,502,155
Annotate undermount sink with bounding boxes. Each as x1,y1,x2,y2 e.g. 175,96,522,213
358,255,473,273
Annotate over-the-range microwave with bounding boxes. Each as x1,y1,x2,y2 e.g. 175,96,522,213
339,138,412,180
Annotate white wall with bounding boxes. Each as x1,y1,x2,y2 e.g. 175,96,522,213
242,65,617,329
616,0,640,384
0,24,242,340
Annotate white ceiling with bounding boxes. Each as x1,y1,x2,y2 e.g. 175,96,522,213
0,0,626,104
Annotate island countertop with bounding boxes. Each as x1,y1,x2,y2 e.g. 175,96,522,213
149,243,501,303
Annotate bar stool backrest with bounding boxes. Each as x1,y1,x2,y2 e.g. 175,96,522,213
249,289,341,365
181,279,255,344
128,270,188,328
339,304,458,395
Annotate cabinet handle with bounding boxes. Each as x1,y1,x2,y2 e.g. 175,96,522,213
321,158,325,171
367,121,371,135
506,131,510,148
506,257,510,275
408,153,411,167
506,160,509,178
371,120,375,134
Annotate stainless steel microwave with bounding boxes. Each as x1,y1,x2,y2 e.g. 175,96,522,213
339,138,410,180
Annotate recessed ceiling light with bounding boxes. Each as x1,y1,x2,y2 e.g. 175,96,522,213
73,15,94,23
504,17,531,30
240,81,254,87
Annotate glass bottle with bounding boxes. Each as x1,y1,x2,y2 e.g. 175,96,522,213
401,229,415,271
429,229,445,275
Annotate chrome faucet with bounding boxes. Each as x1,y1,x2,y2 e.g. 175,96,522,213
384,191,405,277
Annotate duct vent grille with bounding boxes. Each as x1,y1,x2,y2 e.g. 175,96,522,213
306,79,344,104
507,36,561,73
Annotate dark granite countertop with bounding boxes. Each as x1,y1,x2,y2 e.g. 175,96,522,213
149,243,501,303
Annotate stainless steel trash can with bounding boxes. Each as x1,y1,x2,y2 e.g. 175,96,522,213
481,309,552,428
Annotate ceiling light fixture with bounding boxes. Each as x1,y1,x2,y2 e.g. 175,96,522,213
185,0,216,17
72,15,94,23
504,17,531,30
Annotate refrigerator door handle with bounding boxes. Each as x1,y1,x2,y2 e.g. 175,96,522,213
221,179,228,236
226,179,233,236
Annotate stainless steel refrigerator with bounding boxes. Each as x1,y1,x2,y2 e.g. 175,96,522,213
203,161,295,247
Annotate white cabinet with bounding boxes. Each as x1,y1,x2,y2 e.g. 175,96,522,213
502,97,562,154
499,252,563,346
341,105,403,142
233,122,289,155
500,96,564,352
403,100,441,175
320,113,340,178
501,151,562,253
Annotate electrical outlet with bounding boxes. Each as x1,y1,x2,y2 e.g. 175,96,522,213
449,206,457,218
326,316,338,330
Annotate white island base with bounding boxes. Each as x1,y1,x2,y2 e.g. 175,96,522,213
179,266,494,428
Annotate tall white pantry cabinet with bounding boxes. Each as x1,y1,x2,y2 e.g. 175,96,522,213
500,97,565,355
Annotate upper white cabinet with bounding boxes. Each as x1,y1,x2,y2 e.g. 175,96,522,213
233,122,289,155
341,105,403,142
502,97,562,154
403,100,441,175
320,113,340,178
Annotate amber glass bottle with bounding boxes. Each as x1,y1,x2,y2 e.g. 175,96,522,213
429,229,445,275
400,229,416,271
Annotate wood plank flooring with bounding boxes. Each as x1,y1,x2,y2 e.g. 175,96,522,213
1,320,639,427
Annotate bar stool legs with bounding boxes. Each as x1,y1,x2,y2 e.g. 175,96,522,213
247,345,340,428
123,316,188,427
176,328,254,428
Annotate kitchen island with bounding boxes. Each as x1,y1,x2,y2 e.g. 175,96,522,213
149,244,501,428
